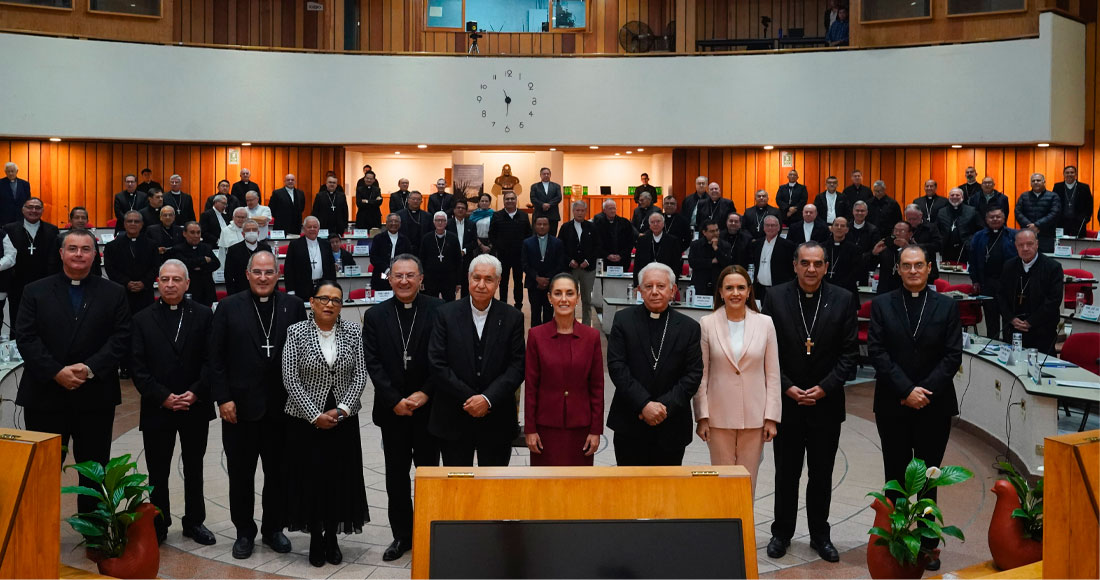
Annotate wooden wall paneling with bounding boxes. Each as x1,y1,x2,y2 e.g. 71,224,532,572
96,143,111,223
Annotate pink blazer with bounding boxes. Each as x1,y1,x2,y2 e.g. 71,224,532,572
692,309,782,429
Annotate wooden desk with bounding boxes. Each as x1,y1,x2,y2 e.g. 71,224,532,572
412,465,758,579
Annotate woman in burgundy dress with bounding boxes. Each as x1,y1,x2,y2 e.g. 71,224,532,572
524,273,605,466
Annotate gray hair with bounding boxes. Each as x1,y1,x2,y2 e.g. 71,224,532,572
241,220,259,231
648,212,665,225
872,180,886,190
169,174,181,181
637,262,676,288
213,194,227,204
303,216,320,227
232,207,249,218
949,187,964,196
602,199,617,210
433,211,447,220
386,212,402,222
124,210,143,221
4,162,17,172
904,204,921,213
638,192,652,203
571,200,587,211
390,253,423,275
852,200,868,209
763,215,781,226
159,258,190,281
469,253,503,278
246,249,275,270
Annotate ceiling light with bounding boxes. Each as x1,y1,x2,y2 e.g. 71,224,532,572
1037,143,1050,148
589,146,599,150
625,151,633,154
394,151,401,155
49,137,62,142
615,153,621,156
636,148,644,152
549,148,556,151
417,144,428,149
241,142,252,146
763,145,774,150
951,144,962,149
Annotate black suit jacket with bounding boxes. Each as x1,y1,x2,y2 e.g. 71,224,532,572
997,254,1063,350
224,241,272,296
917,194,949,223
269,187,306,235
427,192,456,216
521,234,566,289
488,209,532,260
1053,181,1094,237
868,289,962,418
427,298,526,441
230,180,261,207
607,306,703,447
688,237,732,296
742,205,782,239
0,178,30,225
842,184,874,207
113,191,148,231
813,191,852,223
694,197,736,232
354,180,383,229
632,233,682,285
312,190,350,235
663,213,693,252
530,181,563,222
369,231,412,289
750,236,796,286
363,294,444,426
389,190,410,214
145,223,183,259
557,219,601,271
447,218,480,270
283,236,337,298
103,234,159,312
131,299,216,429
421,231,464,290
786,220,830,245
163,191,197,224
169,242,220,306
14,273,130,411
3,221,60,293
397,209,432,253
592,213,634,268
823,239,862,300
721,229,753,268
210,291,306,421
762,281,859,424
776,183,809,225
199,208,228,247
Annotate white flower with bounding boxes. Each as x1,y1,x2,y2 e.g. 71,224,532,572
926,466,942,480
922,506,934,516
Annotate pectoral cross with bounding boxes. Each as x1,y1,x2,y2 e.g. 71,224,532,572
27,243,34,255
805,337,814,355
309,258,317,269
403,351,412,369
1018,292,1026,305
261,339,274,357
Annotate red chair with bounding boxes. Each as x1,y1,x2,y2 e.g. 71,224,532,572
367,263,374,273
277,245,288,256
626,262,634,272
1081,248,1100,257
946,283,983,331
106,218,117,228
349,288,367,300
1064,268,1095,310
279,263,285,274
933,278,950,292
1086,229,1098,238
1059,333,1100,431
857,301,872,343
681,263,691,277
215,290,228,302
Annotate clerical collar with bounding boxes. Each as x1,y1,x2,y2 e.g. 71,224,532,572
506,210,517,218
437,232,446,238
833,239,843,245
906,287,927,298
245,241,258,250
537,234,547,240
799,285,821,298
826,191,836,196
853,221,865,229
950,202,962,208
69,278,82,286
1065,181,1076,188
23,219,39,229
168,303,180,310
388,231,398,239
1022,254,1039,272
646,307,667,320
652,233,663,243
400,299,414,309
990,228,1001,234
253,293,271,303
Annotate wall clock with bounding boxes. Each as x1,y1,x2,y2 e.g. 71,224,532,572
477,69,537,134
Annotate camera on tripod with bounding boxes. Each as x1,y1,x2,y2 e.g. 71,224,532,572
466,21,482,54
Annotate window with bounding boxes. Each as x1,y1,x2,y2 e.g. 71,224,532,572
0,0,71,8
861,0,930,22
947,0,1026,15
427,0,586,32
89,0,160,17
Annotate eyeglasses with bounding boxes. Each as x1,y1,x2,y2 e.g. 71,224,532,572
899,263,928,272
390,273,420,281
312,296,342,306
249,269,277,277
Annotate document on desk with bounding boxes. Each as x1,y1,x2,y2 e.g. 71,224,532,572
1056,380,1100,389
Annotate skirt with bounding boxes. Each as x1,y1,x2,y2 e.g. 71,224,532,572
284,413,370,534
530,425,594,467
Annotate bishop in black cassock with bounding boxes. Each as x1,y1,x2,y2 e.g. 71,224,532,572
169,223,221,307
996,230,1063,354
312,178,350,235
3,198,60,321
420,217,463,302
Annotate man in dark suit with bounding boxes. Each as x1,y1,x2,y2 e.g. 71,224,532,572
958,166,982,200
631,193,659,235
389,178,412,214
14,229,130,514
427,178,456,217
397,191,432,254
137,168,162,195
695,182,737,233
204,180,242,214
558,200,601,325
224,222,271,296
867,180,903,235
210,251,306,559
608,262,703,466
935,188,982,263
868,245,962,573
371,213,412,292
427,254,526,466
681,176,709,231
269,173,305,236
200,194,230,247
917,180,949,224
849,201,880,283
1015,173,1063,253
822,217,862,305
688,220,731,297
522,216,566,326
777,170,809,226
104,211,159,315
163,174,197,224
4,197,60,322
130,259,216,546
230,168,262,207
750,215,795,300
312,175,349,236
363,255,443,562
354,169,384,230
813,176,851,225
660,196,693,252
169,222,220,307
2,162,31,226
633,212,682,287
762,242,859,563
283,216,336,299
842,170,873,207
420,212,463,302
530,167,563,236
967,176,1010,220
743,189,783,240
448,199,479,297
488,191,532,309
140,189,168,229
146,205,183,264
633,172,658,205
113,174,146,232
872,221,914,295
906,205,943,283
721,212,753,268
1054,165,1093,238
997,229,1063,354
592,199,634,273
786,204,830,245
969,208,1017,340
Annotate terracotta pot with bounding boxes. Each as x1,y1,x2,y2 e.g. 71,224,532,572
867,498,938,579
988,480,1043,570
97,503,160,579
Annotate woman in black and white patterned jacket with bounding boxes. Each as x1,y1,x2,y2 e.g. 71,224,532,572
281,279,369,568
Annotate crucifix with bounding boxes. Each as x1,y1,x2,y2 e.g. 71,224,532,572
403,351,412,369
27,243,35,255
804,337,814,355
261,339,274,357
309,258,317,269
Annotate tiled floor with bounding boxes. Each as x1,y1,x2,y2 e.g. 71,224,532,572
50,308,1057,579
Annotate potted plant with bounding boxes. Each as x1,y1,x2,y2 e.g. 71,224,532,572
988,461,1043,570
866,458,973,579
62,454,160,579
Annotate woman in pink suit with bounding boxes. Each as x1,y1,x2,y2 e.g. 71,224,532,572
524,273,605,466
693,264,781,493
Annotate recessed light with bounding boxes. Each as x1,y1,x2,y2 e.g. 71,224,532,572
763,145,774,150
241,142,252,146
615,153,621,156
951,144,962,149
1037,143,1050,148
417,144,428,149
625,151,633,154
549,148,556,151
589,146,599,150
636,148,644,152
49,137,62,142
394,151,401,155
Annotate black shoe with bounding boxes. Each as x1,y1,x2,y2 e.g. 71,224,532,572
309,535,325,568
810,538,840,563
119,369,130,380
261,532,292,553
926,558,942,571
766,536,790,559
325,537,342,566
232,537,254,559
383,539,411,562
182,524,216,545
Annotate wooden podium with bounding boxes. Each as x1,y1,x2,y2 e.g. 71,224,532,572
1043,430,1098,579
411,465,757,578
0,428,61,579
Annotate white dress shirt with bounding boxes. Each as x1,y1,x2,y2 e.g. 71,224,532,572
824,192,838,223
0,235,16,300
388,231,399,259
758,237,776,286
727,319,745,361
470,298,493,408
803,221,814,242
246,204,272,240
305,237,323,280
454,219,467,252
23,219,40,239
1022,253,1039,273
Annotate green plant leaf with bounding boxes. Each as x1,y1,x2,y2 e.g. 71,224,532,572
914,527,941,539
888,540,914,565
116,473,148,489
941,525,966,541
65,461,105,484
868,526,893,539
61,485,106,501
866,491,890,506
883,480,907,496
904,458,928,496
921,518,943,536
928,465,973,489
66,517,105,537
902,534,921,559
104,460,136,493
889,512,907,531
